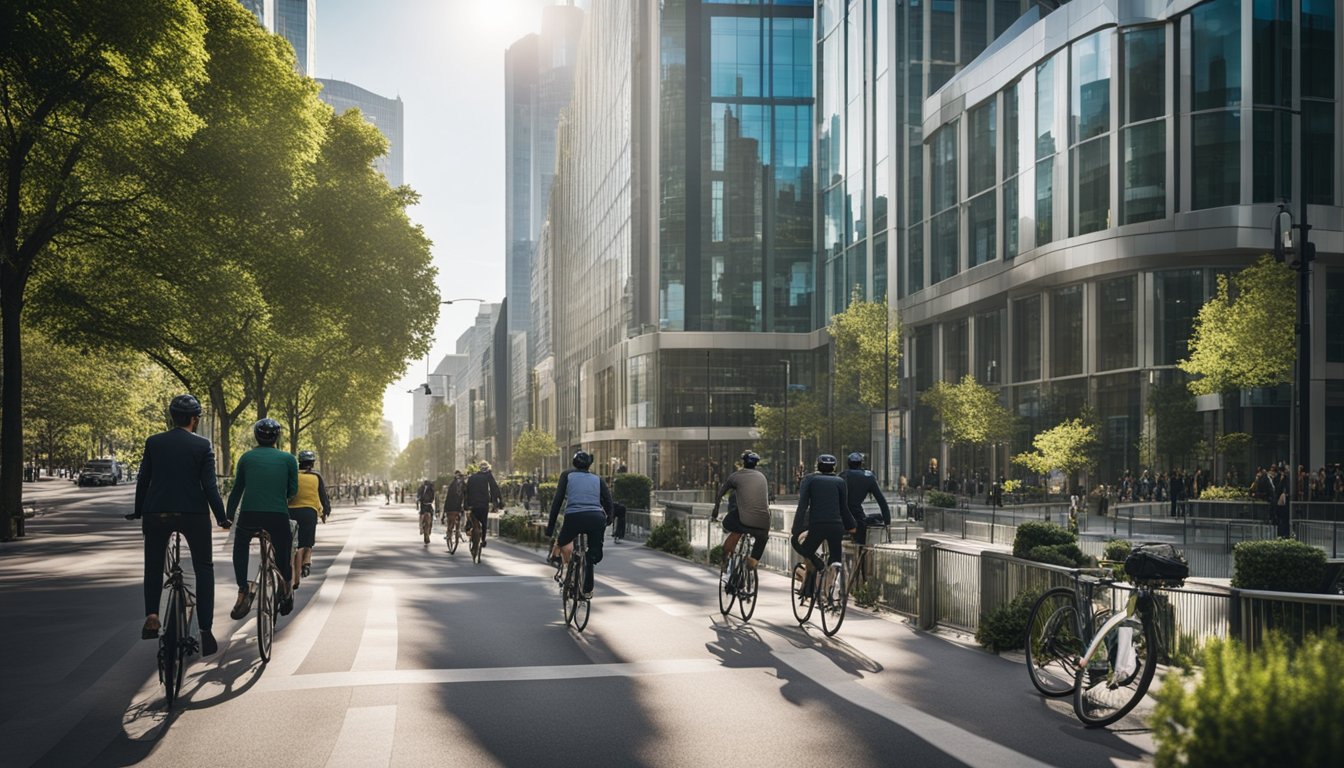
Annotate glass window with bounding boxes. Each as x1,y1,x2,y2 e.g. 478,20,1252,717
995,0,1022,39
908,223,924,293
969,192,996,267
1004,175,1019,258
944,317,968,382
1123,122,1166,224
1036,55,1057,159
1253,0,1292,108
963,2,988,63
1192,0,1242,111
1013,295,1041,382
1035,159,1054,246
931,209,959,283
1192,110,1240,209
969,100,997,195
1072,136,1110,236
1004,81,1020,178
931,0,955,62
1097,276,1136,370
1052,285,1084,377
1124,28,1165,124
913,324,934,391
1071,31,1111,144
874,231,888,301
908,142,923,221
932,124,958,213
975,309,1004,384
1252,109,1292,202
1304,100,1336,205
711,17,763,98
1326,271,1344,363
1301,0,1336,100
1155,270,1204,365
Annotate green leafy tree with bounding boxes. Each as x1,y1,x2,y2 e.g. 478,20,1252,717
1149,379,1203,470
920,374,1014,449
391,437,428,484
0,0,209,537
1180,255,1295,395
512,428,558,475
1012,418,1099,486
826,288,902,411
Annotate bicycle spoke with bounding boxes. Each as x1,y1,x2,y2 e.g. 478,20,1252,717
1073,613,1158,727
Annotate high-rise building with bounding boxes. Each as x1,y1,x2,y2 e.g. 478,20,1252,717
316,78,406,187
237,0,274,30
276,0,316,76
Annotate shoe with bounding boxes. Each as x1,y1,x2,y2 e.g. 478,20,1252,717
279,594,294,616
301,564,311,578
230,585,255,620
480,539,487,548
141,616,160,640
583,589,593,600
200,629,218,656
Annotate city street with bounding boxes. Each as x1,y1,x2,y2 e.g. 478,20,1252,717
2,482,1156,768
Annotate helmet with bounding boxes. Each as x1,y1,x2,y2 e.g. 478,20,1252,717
816,454,838,473
572,450,593,470
740,450,760,469
847,452,865,469
252,418,282,446
297,450,316,465
454,470,464,477
478,461,491,472
169,394,202,417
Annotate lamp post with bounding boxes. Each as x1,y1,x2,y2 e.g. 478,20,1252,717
780,358,791,493
883,299,891,490
1273,185,1316,534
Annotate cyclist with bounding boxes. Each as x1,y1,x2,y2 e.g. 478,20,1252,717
442,470,466,546
287,449,330,587
839,452,890,546
131,394,231,655
227,418,299,619
711,450,770,571
416,478,435,545
465,461,503,549
791,454,855,595
546,450,612,598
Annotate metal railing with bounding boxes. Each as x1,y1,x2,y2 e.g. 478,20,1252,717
1294,520,1344,558
1233,590,1344,651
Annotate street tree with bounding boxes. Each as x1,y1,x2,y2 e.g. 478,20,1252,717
512,428,558,475
1012,418,1099,489
920,375,1014,449
1180,255,1295,395
0,0,208,538
827,288,902,410
1149,378,1203,470
391,437,428,484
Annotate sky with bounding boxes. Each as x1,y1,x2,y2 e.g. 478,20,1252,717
315,0,555,449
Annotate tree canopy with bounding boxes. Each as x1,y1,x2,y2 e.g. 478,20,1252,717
827,288,902,411
1012,418,1099,479
920,375,1014,448
512,428,558,475
1180,255,1295,395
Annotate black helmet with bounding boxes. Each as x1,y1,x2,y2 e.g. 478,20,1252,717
297,449,316,465
572,450,593,470
253,418,282,446
740,450,760,469
816,454,838,473
169,394,202,416
847,452,865,469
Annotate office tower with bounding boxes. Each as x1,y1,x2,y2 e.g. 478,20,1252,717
316,78,405,187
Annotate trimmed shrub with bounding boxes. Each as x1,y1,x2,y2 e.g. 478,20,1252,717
611,473,652,510
1152,634,1344,768
926,490,957,508
646,519,693,558
1232,539,1327,593
1103,538,1133,563
708,544,725,566
1013,520,1074,558
1025,545,1081,568
537,482,557,513
1199,485,1251,501
975,590,1039,653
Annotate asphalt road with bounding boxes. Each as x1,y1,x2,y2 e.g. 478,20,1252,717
1,481,1156,767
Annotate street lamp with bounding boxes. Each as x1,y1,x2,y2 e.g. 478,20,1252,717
1273,194,1316,535
442,298,486,305
780,358,791,493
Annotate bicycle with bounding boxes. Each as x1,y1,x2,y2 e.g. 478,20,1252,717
556,532,591,631
157,530,197,705
237,526,286,663
1024,570,1116,698
790,539,847,637
443,511,461,554
466,513,484,563
419,503,433,546
717,533,759,622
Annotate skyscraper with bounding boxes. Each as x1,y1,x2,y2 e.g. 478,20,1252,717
315,78,406,187
275,0,316,76
237,0,274,30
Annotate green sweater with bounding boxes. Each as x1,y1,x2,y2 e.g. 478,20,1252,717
227,446,298,517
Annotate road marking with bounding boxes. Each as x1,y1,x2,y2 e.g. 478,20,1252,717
263,515,364,676
325,705,397,768
257,658,727,692
351,586,397,672
370,575,536,585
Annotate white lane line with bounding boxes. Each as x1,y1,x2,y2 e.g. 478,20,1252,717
325,705,397,768
263,516,364,677
351,585,398,672
370,576,535,585
257,658,727,692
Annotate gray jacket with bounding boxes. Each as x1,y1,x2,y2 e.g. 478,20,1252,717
713,468,770,529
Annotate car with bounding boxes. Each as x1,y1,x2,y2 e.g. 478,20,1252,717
78,459,124,487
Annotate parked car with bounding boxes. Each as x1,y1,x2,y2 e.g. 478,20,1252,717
78,459,124,487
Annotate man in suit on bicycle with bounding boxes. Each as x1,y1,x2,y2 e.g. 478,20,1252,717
131,394,230,655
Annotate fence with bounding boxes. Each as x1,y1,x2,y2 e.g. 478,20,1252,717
1295,520,1344,557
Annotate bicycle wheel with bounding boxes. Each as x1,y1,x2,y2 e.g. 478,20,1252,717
820,562,848,637
791,563,815,625
571,566,591,632
420,513,431,544
470,526,482,563
159,589,185,705
717,554,738,617
1025,587,1085,697
1072,612,1158,727
446,519,459,554
562,561,580,626
257,548,276,663
737,563,758,622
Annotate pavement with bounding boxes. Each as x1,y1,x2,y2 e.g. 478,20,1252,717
1,481,1157,767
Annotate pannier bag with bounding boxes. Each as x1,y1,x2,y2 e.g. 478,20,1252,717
1123,543,1189,582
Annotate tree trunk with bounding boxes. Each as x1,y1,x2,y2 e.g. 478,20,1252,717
1,277,25,539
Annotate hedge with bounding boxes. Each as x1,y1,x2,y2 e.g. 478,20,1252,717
645,519,693,558
1231,539,1327,593
975,589,1039,652
1012,521,1088,567
611,473,652,510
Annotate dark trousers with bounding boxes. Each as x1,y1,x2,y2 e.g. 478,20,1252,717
792,522,845,574
722,508,768,559
232,511,293,590
557,510,606,593
143,513,215,630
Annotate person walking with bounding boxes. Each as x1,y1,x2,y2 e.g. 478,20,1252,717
130,395,231,655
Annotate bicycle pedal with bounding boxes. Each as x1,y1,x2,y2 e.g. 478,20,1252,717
183,637,200,656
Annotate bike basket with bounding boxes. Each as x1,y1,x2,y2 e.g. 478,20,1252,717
1123,543,1189,582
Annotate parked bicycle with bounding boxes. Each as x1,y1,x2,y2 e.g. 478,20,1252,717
791,540,847,637
718,532,758,622
556,532,591,631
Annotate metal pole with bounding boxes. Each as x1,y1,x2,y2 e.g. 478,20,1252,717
706,349,711,491
1294,128,1314,534
884,300,890,489
782,359,790,494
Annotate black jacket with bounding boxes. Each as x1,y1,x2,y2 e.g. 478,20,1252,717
792,473,855,535
443,477,466,511
134,427,227,525
466,470,503,509
839,468,891,523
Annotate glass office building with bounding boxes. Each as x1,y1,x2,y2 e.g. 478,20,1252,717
315,79,405,187
276,0,316,76
901,0,1343,486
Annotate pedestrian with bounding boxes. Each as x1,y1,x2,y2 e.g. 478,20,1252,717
522,475,537,512
130,394,231,655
